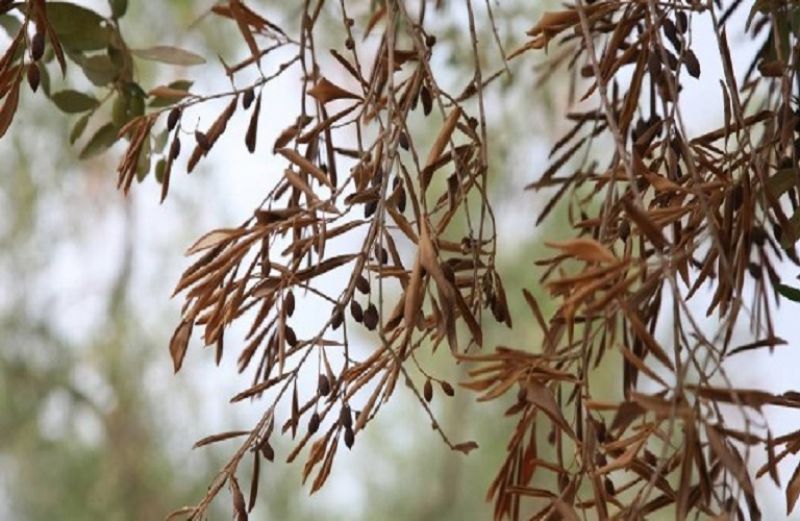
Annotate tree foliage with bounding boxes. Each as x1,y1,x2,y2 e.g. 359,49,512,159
4,0,800,519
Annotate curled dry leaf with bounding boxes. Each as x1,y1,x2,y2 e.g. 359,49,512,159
186,228,247,255
545,238,617,264
169,320,192,373
307,77,361,104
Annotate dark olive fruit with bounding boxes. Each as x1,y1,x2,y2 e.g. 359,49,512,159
26,63,40,92
242,87,255,109
167,107,181,131
350,300,363,322
284,326,297,347
308,412,320,434
170,137,181,160
260,441,275,462
618,220,630,242
440,381,455,396
423,379,433,402
285,291,295,316
331,309,344,330
31,31,45,61
363,304,379,331
318,375,331,396
355,274,370,294
339,404,352,428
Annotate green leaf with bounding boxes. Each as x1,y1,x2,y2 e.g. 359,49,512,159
108,0,127,19
76,54,119,86
136,136,151,182
793,6,800,37
51,90,98,113
153,128,169,154
44,2,111,51
39,62,52,96
131,46,206,66
123,81,147,99
79,122,118,159
154,158,166,184
0,14,21,38
69,112,90,144
778,283,800,303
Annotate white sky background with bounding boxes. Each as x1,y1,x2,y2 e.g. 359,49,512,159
5,0,800,519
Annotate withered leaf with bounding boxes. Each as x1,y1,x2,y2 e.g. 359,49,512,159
230,0,260,65
787,460,800,514
0,77,20,139
705,424,753,495
423,107,461,187
169,320,192,373
186,228,246,255
546,238,617,264
453,441,479,454
277,148,332,188
248,451,259,513
193,430,250,449
621,197,667,249
307,77,361,104
310,436,338,493
231,475,247,521
525,379,575,439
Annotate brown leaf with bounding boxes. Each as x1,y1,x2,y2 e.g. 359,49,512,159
187,97,238,172
621,197,667,249
248,450,260,513
307,77,361,104
230,0,260,65
403,254,424,331
364,5,387,39
624,306,676,372
453,441,479,454
422,107,461,188
169,320,192,373
311,436,339,493
787,461,800,514
0,77,20,139
551,499,580,521
186,228,246,256
524,379,575,439
705,424,753,495
277,148,332,188
231,475,247,521
193,430,250,449
546,238,617,264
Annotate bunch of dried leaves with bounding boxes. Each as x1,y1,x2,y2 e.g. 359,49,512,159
5,0,800,519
